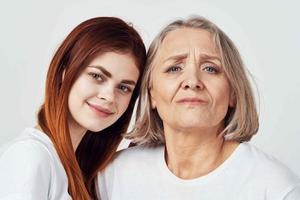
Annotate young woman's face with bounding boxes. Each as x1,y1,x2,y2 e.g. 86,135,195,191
68,52,139,133
150,28,234,132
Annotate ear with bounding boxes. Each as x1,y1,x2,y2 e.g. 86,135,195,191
149,88,157,109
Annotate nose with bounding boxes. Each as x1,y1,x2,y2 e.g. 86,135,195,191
181,62,204,90
97,84,115,104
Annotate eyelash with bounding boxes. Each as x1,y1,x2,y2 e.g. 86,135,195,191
165,63,219,74
88,72,103,81
88,71,132,94
165,65,183,73
118,85,132,94
202,65,219,74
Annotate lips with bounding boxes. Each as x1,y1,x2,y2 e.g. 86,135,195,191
86,102,115,117
176,97,207,105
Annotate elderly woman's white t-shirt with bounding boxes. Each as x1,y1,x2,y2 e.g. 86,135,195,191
0,128,71,200
97,143,300,200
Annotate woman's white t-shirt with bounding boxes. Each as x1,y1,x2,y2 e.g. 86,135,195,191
97,143,300,200
0,128,71,200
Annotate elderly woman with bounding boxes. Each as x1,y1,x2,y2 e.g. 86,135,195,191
97,16,300,200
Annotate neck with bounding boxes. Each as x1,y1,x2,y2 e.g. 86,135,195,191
35,121,86,151
68,121,87,151
164,124,238,179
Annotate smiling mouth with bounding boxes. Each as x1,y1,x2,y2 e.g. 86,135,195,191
86,102,115,117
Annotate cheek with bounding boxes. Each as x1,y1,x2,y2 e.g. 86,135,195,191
68,84,81,108
212,84,232,113
209,78,231,102
205,79,231,110
72,77,97,99
116,95,133,114
152,79,177,103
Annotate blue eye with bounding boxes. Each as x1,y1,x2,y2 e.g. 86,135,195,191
203,65,218,74
166,65,182,73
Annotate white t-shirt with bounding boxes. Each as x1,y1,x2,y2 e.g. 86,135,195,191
0,128,71,200
97,143,300,200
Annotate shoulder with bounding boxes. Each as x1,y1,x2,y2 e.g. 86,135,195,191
0,128,54,171
114,144,163,166
0,139,53,173
0,129,55,199
98,144,163,178
97,144,163,199
99,144,163,181
238,143,300,196
241,143,298,177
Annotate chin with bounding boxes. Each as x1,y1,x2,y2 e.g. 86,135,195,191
85,123,109,133
88,126,108,132
177,120,211,129
180,117,206,124
88,119,118,132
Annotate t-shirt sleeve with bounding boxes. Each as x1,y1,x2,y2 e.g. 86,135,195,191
0,140,52,200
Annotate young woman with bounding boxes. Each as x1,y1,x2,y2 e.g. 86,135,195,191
0,17,146,200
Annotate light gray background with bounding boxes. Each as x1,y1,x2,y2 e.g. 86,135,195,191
0,0,299,177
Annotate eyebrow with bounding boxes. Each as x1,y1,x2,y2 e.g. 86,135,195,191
199,54,221,62
88,65,136,86
163,53,221,63
163,54,188,64
121,80,136,86
89,65,112,78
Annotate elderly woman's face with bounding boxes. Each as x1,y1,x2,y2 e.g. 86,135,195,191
150,28,234,131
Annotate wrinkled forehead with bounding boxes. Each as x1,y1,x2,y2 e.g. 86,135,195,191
154,28,220,67
147,28,224,87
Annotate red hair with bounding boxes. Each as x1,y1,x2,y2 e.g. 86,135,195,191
38,17,146,199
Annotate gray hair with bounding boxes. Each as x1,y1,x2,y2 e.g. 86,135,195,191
125,16,259,145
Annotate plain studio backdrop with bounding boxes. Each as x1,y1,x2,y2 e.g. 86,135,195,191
0,0,299,177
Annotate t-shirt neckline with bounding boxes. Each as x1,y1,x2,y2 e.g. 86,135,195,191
158,142,246,184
